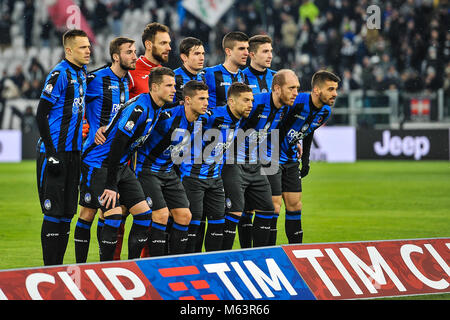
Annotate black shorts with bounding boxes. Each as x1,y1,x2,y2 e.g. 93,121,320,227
182,176,225,222
221,164,274,213
36,151,81,218
137,168,189,211
79,163,145,212
265,161,302,196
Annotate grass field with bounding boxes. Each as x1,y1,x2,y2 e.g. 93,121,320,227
0,160,449,299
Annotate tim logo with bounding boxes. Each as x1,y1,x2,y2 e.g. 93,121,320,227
137,247,316,300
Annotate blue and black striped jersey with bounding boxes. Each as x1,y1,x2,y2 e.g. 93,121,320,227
235,92,286,164
279,92,332,164
203,64,246,109
83,66,129,152
179,105,241,179
173,65,205,103
38,59,87,153
135,104,194,174
82,93,161,168
243,66,276,94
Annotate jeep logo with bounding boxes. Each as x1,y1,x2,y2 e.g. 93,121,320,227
374,130,430,160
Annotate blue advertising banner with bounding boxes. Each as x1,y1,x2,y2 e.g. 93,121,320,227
135,247,315,300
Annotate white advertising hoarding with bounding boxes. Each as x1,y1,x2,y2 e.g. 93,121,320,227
0,130,22,162
310,126,356,162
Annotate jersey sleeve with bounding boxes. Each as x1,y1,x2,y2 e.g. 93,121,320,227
117,104,146,137
40,69,67,105
85,73,100,103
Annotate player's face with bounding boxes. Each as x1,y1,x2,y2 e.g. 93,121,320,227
183,45,205,72
251,43,273,69
154,75,176,103
118,42,137,71
279,73,300,106
151,32,171,64
233,91,254,118
316,80,339,106
67,36,91,67
228,41,249,67
188,90,209,115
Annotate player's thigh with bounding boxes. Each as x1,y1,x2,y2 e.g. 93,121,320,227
137,169,167,211
203,178,225,220
79,163,107,211
245,173,274,212
282,192,302,211
163,171,190,211
116,166,146,212
221,164,245,213
182,176,205,221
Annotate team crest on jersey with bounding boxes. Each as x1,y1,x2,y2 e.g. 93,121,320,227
79,85,84,96
44,199,52,211
120,91,125,103
84,193,91,204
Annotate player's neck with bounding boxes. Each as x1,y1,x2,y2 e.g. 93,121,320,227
249,62,266,73
310,93,324,109
150,92,166,108
271,92,284,109
183,64,199,76
110,63,127,79
222,60,239,74
184,104,199,122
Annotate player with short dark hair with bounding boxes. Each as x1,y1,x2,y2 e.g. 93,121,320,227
93,67,175,261
128,22,171,99
276,70,340,244
173,37,206,103
243,35,276,94
74,36,137,263
36,29,90,265
203,31,249,109
179,82,253,253
135,79,208,256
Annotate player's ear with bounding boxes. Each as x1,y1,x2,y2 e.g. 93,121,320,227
112,53,119,63
145,39,153,51
180,53,188,63
224,47,232,57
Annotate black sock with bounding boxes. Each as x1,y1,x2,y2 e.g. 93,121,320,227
41,215,60,266
149,221,167,257
74,218,93,263
97,218,105,258
185,220,200,253
238,211,253,248
252,211,273,247
165,216,173,255
169,222,189,255
222,213,240,250
56,217,72,264
128,211,151,259
268,213,279,246
285,210,303,243
195,220,206,252
204,218,224,252
99,214,122,261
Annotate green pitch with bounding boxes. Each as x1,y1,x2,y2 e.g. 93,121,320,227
0,160,449,299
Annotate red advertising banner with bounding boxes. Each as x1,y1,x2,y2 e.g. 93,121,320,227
282,238,450,300
0,261,161,300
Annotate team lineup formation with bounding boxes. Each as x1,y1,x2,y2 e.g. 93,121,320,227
35,23,340,266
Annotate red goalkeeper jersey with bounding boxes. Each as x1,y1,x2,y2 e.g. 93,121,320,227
127,55,161,98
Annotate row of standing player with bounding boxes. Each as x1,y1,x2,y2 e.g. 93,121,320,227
36,23,340,266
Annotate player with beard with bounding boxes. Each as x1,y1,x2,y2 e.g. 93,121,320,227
276,70,340,244
128,22,171,99
74,37,137,263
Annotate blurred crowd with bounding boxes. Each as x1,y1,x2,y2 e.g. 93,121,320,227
0,0,449,104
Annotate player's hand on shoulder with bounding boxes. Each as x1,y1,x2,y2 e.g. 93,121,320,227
95,126,107,145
